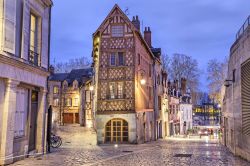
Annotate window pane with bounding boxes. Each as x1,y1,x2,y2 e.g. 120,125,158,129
109,82,115,99
117,82,123,99
85,90,91,102
118,52,124,66
111,25,124,37
110,54,116,66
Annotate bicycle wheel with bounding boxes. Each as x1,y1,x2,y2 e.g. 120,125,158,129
51,137,60,148
55,136,62,148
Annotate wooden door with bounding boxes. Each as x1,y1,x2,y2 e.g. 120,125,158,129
63,113,73,124
29,91,38,151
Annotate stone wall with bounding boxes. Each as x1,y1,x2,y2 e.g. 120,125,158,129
223,25,250,161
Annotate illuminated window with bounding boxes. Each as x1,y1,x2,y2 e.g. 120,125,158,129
105,119,128,143
74,98,78,106
111,25,124,37
53,86,59,94
65,98,72,106
85,90,91,102
53,98,59,106
110,53,116,66
117,82,123,99
29,13,39,64
109,82,116,99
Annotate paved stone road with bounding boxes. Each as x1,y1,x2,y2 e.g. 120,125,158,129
12,139,250,166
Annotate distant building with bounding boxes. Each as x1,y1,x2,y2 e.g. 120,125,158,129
92,4,165,144
0,0,52,164
222,15,250,161
168,80,180,136
179,79,193,135
48,68,93,127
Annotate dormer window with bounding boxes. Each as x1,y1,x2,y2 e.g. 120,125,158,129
73,80,78,89
111,25,124,37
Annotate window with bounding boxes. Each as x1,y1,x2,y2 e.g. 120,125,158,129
74,98,79,106
85,90,91,102
118,52,124,66
117,82,123,99
53,86,59,94
105,119,128,143
111,25,124,37
65,98,72,106
109,82,116,99
138,54,140,65
110,53,116,66
149,64,152,77
29,13,39,65
53,98,59,106
15,88,28,138
149,87,152,101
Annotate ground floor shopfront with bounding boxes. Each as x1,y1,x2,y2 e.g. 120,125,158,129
0,62,49,165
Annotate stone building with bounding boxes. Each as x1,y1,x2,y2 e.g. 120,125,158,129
48,68,93,127
168,80,180,136
0,0,52,164
179,79,192,135
92,4,164,144
222,15,250,161
154,58,169,139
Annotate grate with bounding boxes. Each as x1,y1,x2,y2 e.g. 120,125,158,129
122,150,133,153
174,154,192,157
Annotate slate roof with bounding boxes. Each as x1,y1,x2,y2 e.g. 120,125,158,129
49,68,93,86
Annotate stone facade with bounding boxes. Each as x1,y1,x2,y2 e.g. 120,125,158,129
0,0,52,165
48,68,93,127
222,15,250,161
92,4,166,144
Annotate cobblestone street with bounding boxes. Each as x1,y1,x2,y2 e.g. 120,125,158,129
12,137,250,166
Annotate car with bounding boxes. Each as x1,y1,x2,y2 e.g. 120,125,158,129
198,129,210,138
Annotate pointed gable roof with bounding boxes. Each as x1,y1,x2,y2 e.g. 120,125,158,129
93,4,159,61
93,4,138,36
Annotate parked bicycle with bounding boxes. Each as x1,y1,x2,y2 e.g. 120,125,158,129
50,133,62,148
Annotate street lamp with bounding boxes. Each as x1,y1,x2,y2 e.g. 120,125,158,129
89,85,94,91
138,69,146,85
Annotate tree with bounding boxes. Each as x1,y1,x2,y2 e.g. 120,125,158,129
161,53,171,72
166,53,200,93
54,56,91,73
207,58,228,103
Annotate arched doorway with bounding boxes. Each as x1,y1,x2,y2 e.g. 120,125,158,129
105,118,128,143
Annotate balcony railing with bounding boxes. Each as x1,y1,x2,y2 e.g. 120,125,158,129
236,15,250,40
29,50,40,66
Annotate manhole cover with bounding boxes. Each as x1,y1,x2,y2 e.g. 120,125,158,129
122,150,133,153
174,154,192,157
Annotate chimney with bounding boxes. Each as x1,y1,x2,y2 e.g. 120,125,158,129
144,27,152,48
132,15,140,31
49,65,55,75
181,78,187,95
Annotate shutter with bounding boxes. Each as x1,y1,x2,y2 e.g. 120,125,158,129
242,60,250,136
3,0,16,54
14,89,20,137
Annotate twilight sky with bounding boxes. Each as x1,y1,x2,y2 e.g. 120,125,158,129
50,0,250,90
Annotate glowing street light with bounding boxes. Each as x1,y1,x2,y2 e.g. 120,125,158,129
89,85,94,91
140,78,146,85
